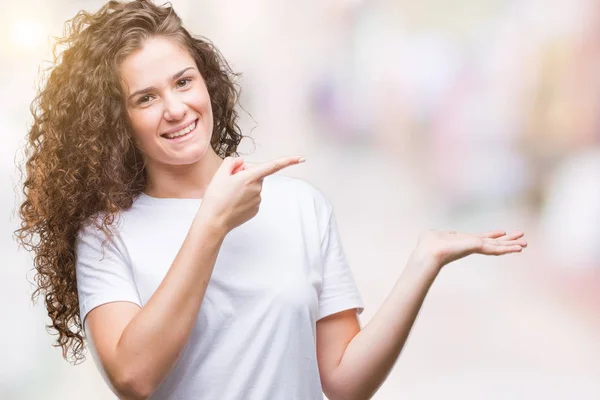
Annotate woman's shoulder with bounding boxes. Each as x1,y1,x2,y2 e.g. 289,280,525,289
78,193,160,238
264,174,333,216
77,210,126,242
265,174,327,199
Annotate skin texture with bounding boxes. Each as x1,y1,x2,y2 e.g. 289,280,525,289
120,36,223,199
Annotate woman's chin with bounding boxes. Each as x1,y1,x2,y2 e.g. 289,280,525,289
169,142,214,166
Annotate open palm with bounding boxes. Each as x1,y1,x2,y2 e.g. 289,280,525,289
416,230,528,269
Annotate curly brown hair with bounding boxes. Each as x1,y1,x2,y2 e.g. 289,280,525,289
14,0,246,364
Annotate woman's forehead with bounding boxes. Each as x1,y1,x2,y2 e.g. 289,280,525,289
119,37,195,88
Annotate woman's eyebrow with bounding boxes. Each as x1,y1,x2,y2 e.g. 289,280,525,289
127,66,196,101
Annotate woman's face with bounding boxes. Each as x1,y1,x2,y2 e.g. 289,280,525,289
119,36,214,167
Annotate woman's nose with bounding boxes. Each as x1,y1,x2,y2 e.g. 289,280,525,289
163,94,187,121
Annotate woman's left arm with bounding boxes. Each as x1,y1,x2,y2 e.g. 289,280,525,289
317,230,527,400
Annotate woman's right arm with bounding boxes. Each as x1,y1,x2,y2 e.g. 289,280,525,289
85,212,226,400
83,156,303,400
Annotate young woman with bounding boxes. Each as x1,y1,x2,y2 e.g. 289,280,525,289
15,1,527,399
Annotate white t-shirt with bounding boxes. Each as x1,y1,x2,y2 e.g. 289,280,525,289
76,174,364,400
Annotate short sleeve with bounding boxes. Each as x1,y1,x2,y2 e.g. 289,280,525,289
75,221,142,330
317,205,364,321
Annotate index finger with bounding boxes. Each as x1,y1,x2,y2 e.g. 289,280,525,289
243,156,305,181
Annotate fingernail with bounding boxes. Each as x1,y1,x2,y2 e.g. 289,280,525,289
298,157,306,163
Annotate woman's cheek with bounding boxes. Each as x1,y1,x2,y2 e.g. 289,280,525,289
130,108,159,146
140,107,162,134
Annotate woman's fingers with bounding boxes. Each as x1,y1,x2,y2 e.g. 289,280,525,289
446,230,522,240
497,231,524,241
486,238,527,247
491,233,527,248
481,242,524,255
479,230,506,239
480,234,527,254
242,156,305,181
479,230,525,245
231,163,246,175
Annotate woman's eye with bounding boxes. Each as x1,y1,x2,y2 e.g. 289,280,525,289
176,77,192,88
138,95,152,104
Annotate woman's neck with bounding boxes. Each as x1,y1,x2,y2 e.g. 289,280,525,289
143,149,224,199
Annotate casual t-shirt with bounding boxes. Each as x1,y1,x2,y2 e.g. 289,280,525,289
75,174,364,400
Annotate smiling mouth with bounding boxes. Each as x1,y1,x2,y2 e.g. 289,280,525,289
161,119,198,139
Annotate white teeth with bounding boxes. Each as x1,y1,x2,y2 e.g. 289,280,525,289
164,120,196,139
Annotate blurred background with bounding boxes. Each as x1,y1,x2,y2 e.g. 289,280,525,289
2,0,599,399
